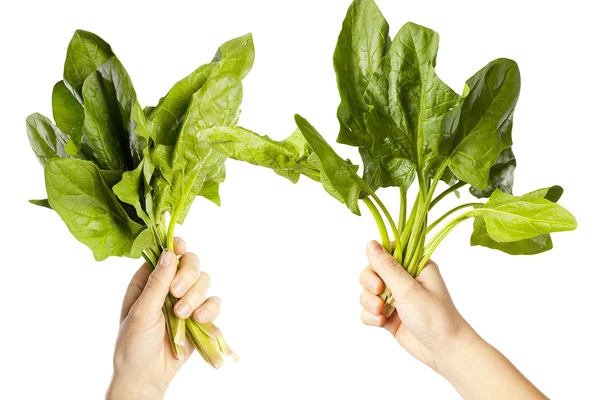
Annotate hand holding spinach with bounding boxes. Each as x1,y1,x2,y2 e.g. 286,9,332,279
201,0,577,316
27,29,254,367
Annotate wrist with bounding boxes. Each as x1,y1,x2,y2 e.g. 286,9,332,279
106,374,165,400
432,318,484,377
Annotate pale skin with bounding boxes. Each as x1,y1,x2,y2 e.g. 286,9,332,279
106,237,221,400
108,238,549,399
360,240,549,400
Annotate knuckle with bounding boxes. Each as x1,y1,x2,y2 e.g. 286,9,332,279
145,272,162,291
380,256,399,272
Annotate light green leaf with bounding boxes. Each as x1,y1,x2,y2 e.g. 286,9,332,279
52,80,84,156
470,147,516,198
26,113,69,166
148,33,254,145
202,126,320,183
295,114,365,215
470,188,576,243
45,158,149,260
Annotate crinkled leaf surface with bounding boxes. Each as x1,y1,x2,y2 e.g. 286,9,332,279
45,158,151,260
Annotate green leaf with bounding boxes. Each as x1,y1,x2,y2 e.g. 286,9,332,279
45,158,150,260
80,56,148,170
295,114,365,215
148,33,254,145
202,126,320,183
471,186,564,254
470,147,516,198
112,160,150,224
26,113,69,166
470,188,576,243
63,30,114,103
52,81,84,156
444,58,520,189
29,199,52,209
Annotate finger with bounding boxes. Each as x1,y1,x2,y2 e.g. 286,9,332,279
170,252,201,298
174,237,187,256
359,267,384,294
360,289,384,314
193,296,222,324
174,271,211,319
120,263,151,323
366,240,422,300
382,311,402,336
361,309,385,327
131,249,177,318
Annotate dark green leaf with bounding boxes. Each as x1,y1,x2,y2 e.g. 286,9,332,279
470,147,516,198
63,30,114,103
444,58,520,190
45,158,151,260
26,113,69,166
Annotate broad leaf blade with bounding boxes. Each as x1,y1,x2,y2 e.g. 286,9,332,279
202,126,320,183
470,147,516,198
444,58,521,189
471,188,576,243
52,80,84,156
45,158,151,260
26,113,69,166
63,30,114,103
295,114,364,215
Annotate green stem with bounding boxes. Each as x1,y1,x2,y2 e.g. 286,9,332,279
398,188,407,234
427,202,481,233
416,211,472,275
364,187,401,259
429,181,466,210
362,197,391,253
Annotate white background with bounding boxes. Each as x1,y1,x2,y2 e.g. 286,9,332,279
1,0,599,398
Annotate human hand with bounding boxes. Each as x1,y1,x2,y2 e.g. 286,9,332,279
359,240,473,372
106,238,222,400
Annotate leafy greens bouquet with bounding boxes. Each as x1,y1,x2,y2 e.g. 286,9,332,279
27,29,254,366
201,0,577,316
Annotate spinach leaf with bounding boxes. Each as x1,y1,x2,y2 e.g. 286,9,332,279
201,126,320,183
295,115,365,215
470,147,516,198
471,186,566,254
148,33,254,145
443,58,520,190
29,199,52,209
63,30,114,103
45,158,151,260
52,81,84,156
470,188,576,242
26,113,69,166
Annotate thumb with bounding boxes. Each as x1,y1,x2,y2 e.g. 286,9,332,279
132,249,177,318
366,240,421,300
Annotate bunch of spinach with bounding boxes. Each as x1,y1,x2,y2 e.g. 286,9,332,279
201,0,577,316
27,29,254,366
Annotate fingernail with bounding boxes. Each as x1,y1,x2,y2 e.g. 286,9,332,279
368,280,379,292
368,241,383,255
175,237,186,247
159,250,172,268
369,299,380,312
172,280,185,297
176,303,190,317
195,311,208,323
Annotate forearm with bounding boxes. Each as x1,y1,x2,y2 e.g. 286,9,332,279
436,324,548,400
